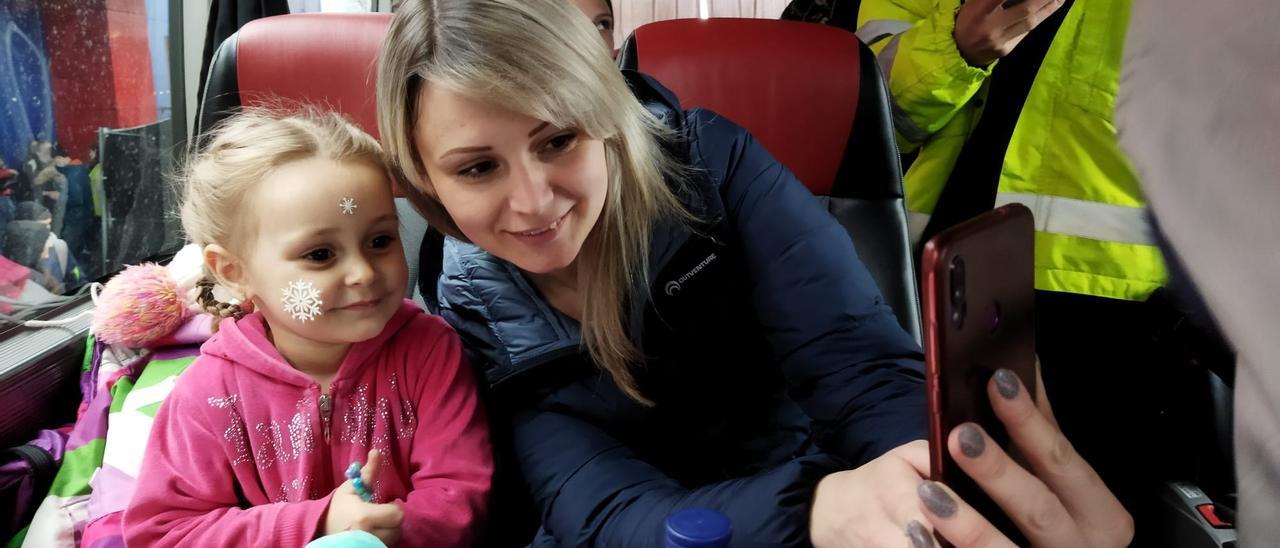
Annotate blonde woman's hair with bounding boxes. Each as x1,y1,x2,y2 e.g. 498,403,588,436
377,0,691,405
179,107,386,323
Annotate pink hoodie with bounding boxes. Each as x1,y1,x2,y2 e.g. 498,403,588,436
123,300,491,547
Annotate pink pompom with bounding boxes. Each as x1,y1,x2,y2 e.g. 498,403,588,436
93,263,189,347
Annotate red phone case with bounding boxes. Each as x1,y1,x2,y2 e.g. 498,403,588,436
920,204,1038,537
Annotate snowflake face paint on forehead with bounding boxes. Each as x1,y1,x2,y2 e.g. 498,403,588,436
339,197,357,215
281,279,323,322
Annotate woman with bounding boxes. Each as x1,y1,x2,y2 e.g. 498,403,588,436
376,1,1133,546
570,0,615,50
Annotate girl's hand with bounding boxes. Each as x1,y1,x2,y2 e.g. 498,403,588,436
918,368,1135,547
323,450,404,546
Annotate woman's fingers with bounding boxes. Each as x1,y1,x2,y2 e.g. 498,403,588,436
917,480,1016,548
887,441,939,546
948,423,1089,548
810,440,937,548
895,439,933,476
906,519,937,548
1031,358,1061,429
988,369,1135,546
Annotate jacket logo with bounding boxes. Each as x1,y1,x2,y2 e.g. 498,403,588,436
664,253,717,296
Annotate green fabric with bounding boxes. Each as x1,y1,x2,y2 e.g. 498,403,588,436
138,401,162,417
134,356,195,391
107,377,136,415
6,526,28,547
860,0,1166,300
47,439,106,498
81,335,95,373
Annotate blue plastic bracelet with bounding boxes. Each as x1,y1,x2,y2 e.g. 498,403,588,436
346,461,373,502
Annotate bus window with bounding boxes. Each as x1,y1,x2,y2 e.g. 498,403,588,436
0,1,179,334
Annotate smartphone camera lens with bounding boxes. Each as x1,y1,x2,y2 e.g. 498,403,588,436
949,257,966,328
949,257,966,303
951,302,967,327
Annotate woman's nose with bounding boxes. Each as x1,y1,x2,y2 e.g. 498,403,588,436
507,160,555,216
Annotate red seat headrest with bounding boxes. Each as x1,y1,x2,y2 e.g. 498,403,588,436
236,13,393,140
628,18,862,196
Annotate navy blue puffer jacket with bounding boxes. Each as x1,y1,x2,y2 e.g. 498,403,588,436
434,72,926,547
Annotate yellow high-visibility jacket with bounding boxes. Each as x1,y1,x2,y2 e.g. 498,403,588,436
858,0,1165,300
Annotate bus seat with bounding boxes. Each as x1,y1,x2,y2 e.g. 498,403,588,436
618,18,920,341
197,13,428,302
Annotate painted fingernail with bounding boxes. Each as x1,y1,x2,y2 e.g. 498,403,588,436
906,519,936,548
958,423,986,459
918,481,958,518
993,368,1020,400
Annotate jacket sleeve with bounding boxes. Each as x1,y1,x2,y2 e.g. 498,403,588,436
396,320,493,545
693,109,928,463
122,383,331,548
856,0,993,150
512,400,838,547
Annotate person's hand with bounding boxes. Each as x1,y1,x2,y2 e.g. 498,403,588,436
43,190,59,199
810,440,936,548
917,367,1135,547
323,449,404,546
954,0,1068,66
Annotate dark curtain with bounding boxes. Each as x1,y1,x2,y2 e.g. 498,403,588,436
780,0,860,30
196,0,290,104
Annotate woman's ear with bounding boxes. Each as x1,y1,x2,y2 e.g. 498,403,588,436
204,244,251,302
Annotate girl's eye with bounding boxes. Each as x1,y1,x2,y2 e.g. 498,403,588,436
304,248,333,263
371,234,395,249
596,18,614,32
458,160,498,179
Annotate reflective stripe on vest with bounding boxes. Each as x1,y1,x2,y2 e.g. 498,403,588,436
856,19,930,143
994,192,1154,246
855,19,912,48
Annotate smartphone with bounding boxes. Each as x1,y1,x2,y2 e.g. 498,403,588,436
920,204,1037,541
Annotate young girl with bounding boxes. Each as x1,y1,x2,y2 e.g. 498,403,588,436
122,109,492,547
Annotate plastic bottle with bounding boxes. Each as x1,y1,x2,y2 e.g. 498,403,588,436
664,508,732,548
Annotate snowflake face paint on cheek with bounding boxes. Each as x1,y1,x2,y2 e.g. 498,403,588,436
281,279,324,322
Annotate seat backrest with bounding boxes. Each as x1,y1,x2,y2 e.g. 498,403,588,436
197,13,429,301
619,18,920,341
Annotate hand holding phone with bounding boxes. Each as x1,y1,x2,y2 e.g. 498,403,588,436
921,204,1037,542
916,204,1133,547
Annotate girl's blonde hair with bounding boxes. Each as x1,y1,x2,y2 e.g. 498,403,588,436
377,0,691,404
179,108,386,323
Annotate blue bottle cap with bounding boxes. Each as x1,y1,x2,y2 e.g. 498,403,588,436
664,508,732,548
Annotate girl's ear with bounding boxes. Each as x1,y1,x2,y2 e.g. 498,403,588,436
204,244,251,302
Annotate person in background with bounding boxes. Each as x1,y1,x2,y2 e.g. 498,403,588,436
21,140,51,204
854,0,1181,540
32,144,69,237
570,0,615,51
9,201,78,294
780,0,859,28
1117,0,1280,544
0,159,17,246
377,1,1132,546
59,147,96,269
